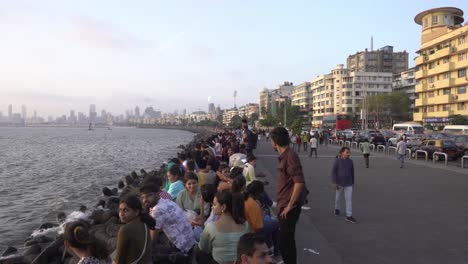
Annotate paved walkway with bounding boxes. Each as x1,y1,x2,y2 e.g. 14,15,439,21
254,140,468,264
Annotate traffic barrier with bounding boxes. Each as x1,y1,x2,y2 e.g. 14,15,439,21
462,156,468,168
433,152,448,166
405,148,412,160
415,150,428,162
377,145,386,153
351,142,359,149
387,146,397,155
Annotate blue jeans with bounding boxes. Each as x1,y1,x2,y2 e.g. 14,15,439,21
259,215,280,256
335,186,353,217
398,154,405,167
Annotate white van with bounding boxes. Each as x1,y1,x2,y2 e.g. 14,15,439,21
392,123,424,134
443,125,468,134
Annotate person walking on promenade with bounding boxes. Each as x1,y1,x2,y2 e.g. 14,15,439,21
296,134,302,153
331,147,357,224
301,133,308,152
270,127,306,264
360,138,370,168
290,134,297,152
323,130,330,147
396,137,407,169
309,136,318,158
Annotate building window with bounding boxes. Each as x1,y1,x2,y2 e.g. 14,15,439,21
459,103,465,111
428,62,435,69
458,86,466,94
432,15,439,25
458,68,467,78
444,72,450,79
428,92,435,98
443,105,451,111
429,76,435,83
443,57,450,63
427,106,434,112
424,18,429,27
459,35,467,45
443,88,451,95
458,52,467,61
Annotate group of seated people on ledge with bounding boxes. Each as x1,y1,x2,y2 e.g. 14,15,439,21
63,130,280,264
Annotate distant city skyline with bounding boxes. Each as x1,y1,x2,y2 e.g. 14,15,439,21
1,0,466,117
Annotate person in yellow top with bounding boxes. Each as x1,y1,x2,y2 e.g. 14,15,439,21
301,133,309,152
243,154,257,185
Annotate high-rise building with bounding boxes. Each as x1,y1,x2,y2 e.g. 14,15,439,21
347,46,409,75
21,105,27,121
69,110,77,124
208,103,215,113
393,68,417,117
311,64,393,127
135,106,140,118
413,7,468,126
8,104,12,120
182,109,187,117
291,82,312,126
89,104,97,123
258,81,295,118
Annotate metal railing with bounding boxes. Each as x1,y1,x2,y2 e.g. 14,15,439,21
369,144,375,152
462,156,468,168
344,141,351,147
433,152,448,166
329,139,333,145
387,146,397,155
338,140,344,146
377,145,386,153
351,142,359,149
415,150,428,162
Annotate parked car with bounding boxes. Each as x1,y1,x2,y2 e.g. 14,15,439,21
388,133,424,146
353,131,386,145
380,130,396,142
451,135,468,157
336,131,353,141
411,139,459,161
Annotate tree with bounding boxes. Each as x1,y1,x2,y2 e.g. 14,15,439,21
359,92,411,128
449,114,468,125
249,113,259,123
216,114,223,124
259,114,279,128
229,115,243,128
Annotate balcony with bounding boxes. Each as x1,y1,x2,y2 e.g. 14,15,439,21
426,110,454,118
427,62,451,76
415,69,427,79
415,83,427,93
453,77,468,86
453,59,468,70
430,94,457,104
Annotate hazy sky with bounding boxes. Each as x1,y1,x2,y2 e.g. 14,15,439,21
1,0,466,117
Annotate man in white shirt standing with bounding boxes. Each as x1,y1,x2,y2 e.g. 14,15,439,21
396,137,407,169
309,136,318,158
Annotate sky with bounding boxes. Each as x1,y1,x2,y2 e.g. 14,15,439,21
1,0,467,118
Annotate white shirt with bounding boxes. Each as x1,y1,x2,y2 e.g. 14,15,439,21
151,198,196,253
309,137,318,148
396,141,407,155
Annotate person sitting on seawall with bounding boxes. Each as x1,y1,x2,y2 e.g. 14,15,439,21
231,175,263,233
63,220,111,264
242,154,257,185
246,180,281,261
113,195,153,264
166,164,185,200
197,190,249,264
176,172,210,241
139,184,196,262
141,174,172,201
197,157,217,187
200,183,220,227
237,233,273,264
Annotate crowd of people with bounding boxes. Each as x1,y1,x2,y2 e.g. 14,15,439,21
62,120,307,264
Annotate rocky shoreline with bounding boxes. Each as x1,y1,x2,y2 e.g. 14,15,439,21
0,127,215,264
